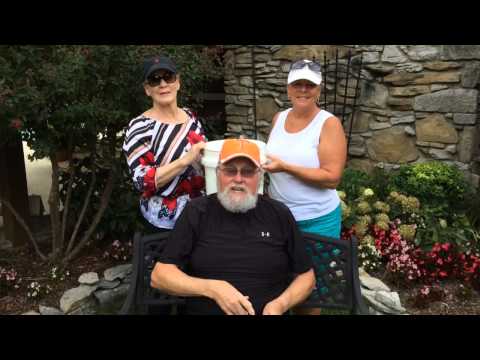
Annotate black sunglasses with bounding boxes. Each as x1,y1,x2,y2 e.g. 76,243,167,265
290,60,322,73
217,166,259,178
147,71,177,86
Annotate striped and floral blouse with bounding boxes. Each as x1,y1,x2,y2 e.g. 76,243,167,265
122,108,206,230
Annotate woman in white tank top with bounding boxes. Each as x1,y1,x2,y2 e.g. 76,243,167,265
264,59,347,314
264,59,347,236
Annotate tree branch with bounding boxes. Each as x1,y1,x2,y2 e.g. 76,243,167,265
60,137,75,251
48,157,62,259
62,168,115,264
65,169,96,255
0,197,47,261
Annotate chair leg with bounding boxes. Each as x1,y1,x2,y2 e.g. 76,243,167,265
118,232,143,315
118,280,137,315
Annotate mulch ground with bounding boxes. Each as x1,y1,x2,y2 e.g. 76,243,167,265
0,242,121,315
1,244,479,315
369,270,480,315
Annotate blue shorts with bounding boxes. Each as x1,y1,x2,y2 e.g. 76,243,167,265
296,204,342,240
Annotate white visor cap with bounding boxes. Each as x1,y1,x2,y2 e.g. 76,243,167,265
287,61,322,85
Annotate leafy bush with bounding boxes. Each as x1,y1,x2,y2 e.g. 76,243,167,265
59,156,146,244
464,188,480,231
340,163,480,289
389,162,470,221
369,168,394,200
0,45,223,262
338,168,372,202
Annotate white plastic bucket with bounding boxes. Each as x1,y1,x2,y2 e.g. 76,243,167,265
201,139,267,195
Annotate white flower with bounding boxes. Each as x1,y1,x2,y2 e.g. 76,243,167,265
439,219,447,229
363,188,374,197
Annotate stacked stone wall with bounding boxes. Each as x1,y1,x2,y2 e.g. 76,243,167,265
224,45,480,186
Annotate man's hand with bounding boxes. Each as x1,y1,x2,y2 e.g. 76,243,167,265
206,280,255,315
262,299,286,315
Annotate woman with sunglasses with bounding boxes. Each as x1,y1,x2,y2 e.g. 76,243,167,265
123,55,207,235
263,59,347,314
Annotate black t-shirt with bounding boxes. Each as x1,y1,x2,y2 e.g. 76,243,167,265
159,194,313,315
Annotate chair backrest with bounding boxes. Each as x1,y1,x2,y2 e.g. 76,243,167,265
130,230,366,313
300,232,362,312
134,232,185,307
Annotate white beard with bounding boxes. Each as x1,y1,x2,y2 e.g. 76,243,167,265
217,185,258,213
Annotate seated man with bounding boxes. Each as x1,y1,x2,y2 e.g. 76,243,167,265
151,139,315,315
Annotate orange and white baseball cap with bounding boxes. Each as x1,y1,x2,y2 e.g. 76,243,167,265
219,139,261,168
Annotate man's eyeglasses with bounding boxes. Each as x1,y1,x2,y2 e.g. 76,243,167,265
290,60,322,73
147,71,177,86
217,166,259,178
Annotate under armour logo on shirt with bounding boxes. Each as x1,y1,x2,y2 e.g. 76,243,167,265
261,231,270,237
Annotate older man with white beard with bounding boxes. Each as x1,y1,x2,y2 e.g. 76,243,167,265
151,139,315,315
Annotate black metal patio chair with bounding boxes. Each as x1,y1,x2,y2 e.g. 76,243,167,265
298,232,369,314
119,232,184,315
120,230,369,315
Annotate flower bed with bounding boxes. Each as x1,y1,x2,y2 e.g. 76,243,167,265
338,162,480,306
0,239,132,314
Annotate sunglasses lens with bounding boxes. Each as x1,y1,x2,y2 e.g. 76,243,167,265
240,168,257,177
290,60,321,73
147,76,160,86
224,167,237,177
163,72,176,83
290,60,306,70
220,167,257,178
147,72,176,86
308,63,322,72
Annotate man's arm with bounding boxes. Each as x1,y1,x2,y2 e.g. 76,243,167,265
262,269,315,315
151,262,255,315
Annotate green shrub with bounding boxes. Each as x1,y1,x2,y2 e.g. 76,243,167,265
464,188,480,231
389,162,470,221
369,168,394,200
340,163,479,253
338,168,372,201
0,45,225,261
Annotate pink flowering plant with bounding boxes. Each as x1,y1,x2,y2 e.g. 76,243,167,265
103,239,133,263
0,266,21,295
339,165,480,293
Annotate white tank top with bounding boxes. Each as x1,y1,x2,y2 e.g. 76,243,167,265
266,108,340,221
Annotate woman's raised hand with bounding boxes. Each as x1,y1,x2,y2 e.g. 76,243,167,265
262,154,285,173
183,141,206,166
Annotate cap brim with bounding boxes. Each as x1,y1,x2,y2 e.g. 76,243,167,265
287,68,322,85
219,154,260,168
145,64,177,80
